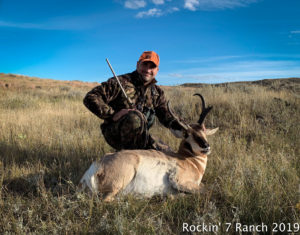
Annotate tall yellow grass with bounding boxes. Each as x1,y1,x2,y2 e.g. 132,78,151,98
0,79,299,234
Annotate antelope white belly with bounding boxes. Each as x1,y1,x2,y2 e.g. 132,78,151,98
122,157,177,197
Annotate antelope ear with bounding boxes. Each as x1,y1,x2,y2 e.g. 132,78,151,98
170,128,186,139
205,127,219,136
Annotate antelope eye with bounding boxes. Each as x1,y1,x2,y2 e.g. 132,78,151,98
184,142,193,153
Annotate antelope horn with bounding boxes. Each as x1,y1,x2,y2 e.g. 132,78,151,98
167,101,190,131
193,93,213,125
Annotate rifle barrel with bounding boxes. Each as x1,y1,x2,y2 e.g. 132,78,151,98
106,58,133,107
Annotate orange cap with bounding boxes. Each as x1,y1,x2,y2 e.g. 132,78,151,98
139,51,160,67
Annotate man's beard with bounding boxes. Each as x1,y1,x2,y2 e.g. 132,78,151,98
138,72,153,83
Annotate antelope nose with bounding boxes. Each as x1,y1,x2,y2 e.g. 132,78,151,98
203,144,210,151
201,145,210,154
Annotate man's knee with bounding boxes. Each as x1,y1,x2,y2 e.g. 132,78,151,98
100,110,149,150
120,110,144,131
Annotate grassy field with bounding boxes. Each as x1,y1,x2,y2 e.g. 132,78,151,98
0,73,299,234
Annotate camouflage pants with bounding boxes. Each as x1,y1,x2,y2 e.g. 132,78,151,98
100,110,155,150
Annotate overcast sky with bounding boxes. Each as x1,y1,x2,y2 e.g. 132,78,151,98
0,0,299,85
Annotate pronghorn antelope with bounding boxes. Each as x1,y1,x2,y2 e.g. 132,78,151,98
79,93,218,201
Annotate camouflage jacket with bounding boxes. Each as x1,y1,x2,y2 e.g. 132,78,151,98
83,70,181,130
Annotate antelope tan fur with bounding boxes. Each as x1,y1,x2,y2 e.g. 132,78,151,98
79,93,218,201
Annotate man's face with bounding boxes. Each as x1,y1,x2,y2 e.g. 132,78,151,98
136,61,159,83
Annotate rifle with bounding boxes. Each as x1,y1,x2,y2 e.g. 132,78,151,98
106,58,134,108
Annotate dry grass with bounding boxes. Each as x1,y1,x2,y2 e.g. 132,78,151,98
0,74,299,234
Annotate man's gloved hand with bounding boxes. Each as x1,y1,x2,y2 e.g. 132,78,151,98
112,109,136,122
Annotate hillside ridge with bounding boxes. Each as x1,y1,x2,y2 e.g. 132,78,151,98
1,72,299,93
181,77,300,94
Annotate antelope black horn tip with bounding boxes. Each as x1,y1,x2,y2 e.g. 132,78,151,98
193,93,205,101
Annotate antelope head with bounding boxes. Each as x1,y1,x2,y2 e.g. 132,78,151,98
169,93,218,157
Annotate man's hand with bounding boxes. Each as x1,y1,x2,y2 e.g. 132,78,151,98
112,109,136,122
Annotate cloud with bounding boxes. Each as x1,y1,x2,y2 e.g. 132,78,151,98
161,67,300,84
184,0,258,11
168,73,184,78
159,57,300,84
136,8,163,18
152,0,165,4
168,7,180,13
168,69,299,83
184,0,200,11
291,30,300,34
124,0,258,18
136,6,179,18
0,20,41,29
124,0,147,9
0,14,105,30
170,54,300,64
